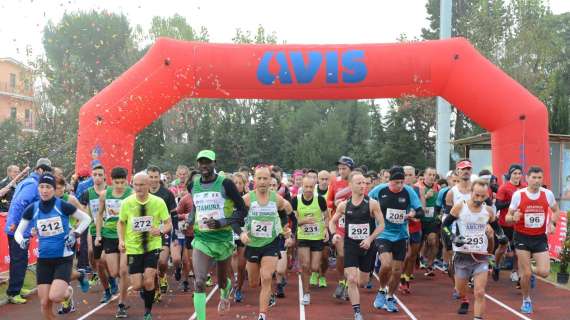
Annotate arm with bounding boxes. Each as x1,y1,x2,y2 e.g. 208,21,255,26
444,189,454,214
95,194,105,242
14,218,30,247
368,199,384,240
117,219,126,252
329,200,346,235
71,208,92,235
215,179,246,233
67,195,86,212
487,207,507,244
7,181,37,232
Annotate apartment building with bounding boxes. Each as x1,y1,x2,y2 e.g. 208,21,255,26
0,57,36,131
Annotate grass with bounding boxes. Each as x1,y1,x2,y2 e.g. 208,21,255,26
0,267,37,302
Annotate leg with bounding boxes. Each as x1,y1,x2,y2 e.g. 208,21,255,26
192,248,213,320
259,256,278,314
216,257,232,298
38,284,55,320
532,251,550,278
47,279,71,303
118,253,129,304
105,252,120,278
237,247,247,290
345,267,360,305
7,235,28,297
143,267,158,314
310,250,323,276
129,274,144,291
425,233,439,266
170,241,182,271
473,269,488,318
516,249,532,299
158,246,170,278
378,252,393,289
320,244,329,277
298,247,311,293
387,260,403,295
335,240,345,278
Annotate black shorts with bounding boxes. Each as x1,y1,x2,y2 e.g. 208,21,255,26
376,238,407,261
409,231,422,244
37,256,74,285
127,250,161,274
421,221,441,239
92,235,104,259
102,237,120,254
344,240,377,273
245,237,281,263
298,239,324,252
513,232,548,254
162,233,171,247
235,239,245,248
502,227,515,250
185,236,194,250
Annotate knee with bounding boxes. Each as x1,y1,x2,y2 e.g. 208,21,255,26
473,287,485,300
48,290,65,303
143,277,155,290
428,236,437,247
536,267,550,278
392,264,403,274
346,273,358,286
40,297,51,310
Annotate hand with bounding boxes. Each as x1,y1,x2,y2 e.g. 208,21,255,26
360,238,372,250
282,227,292,238
426,189,435,198
285,237,295,248
332,234,342,245
65,232,78,250
512,210,521,222
150,227,162,236
406,210,416,220
239,232,250,245
497,234,508,245
108,208,118,216
19,238,30,250
118,240,126,252
9,224,15,233
451,234,466,247
94,236,102,247
206,217,222,229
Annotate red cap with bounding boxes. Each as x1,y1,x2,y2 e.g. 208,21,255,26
78,168,91,178
456,160,473,169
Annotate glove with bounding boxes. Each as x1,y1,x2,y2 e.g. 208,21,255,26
497,234,508,246
19,238,30,250
451,234,466,247
65,232,78,250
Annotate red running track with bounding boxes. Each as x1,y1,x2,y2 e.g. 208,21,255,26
2,268,569,319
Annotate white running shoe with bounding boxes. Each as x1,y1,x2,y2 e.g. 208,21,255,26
302,293,311,305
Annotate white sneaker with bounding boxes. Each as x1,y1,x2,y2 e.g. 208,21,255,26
302,293,310,305
510,271,520,282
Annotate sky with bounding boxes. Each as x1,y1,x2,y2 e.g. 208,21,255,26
2,0,568,64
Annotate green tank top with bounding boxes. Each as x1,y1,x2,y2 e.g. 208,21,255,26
245,191,281,248
296,194,325,240
60,193,78,228
102,186,132,239
421,184,439,223
191,175,235,243
87,187,102,235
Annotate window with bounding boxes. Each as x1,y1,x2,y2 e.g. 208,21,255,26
25,109,32,128
10,107,17,119
9,73,16,88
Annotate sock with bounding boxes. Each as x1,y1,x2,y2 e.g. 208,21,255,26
118,302,125,308
378,287,386,294
220,278,232,299
352,304,361,314
194,292,206,320
258,313,266,320
143,289,154,313
78,271,85,282
386,293,393,299
523,296,531,302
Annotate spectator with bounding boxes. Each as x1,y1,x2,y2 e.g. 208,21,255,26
5,158,52,304
1,165,28,213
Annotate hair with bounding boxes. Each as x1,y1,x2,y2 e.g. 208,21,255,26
176,165,190,173
366,170,378,179
147,165,161,173
527,166,543,175
111,167,128,180
403,165,415,173
418,170,425,177
271,165,282,173
437,178,448,187
353,167,366,174
424,167,437,174
306,169,318,175
471,178,489,190
478,169,492,176
7,165,18,175
348,171,364,182
92,165,105,172
55,175,66,187
238,166,250,173
233,172,248,186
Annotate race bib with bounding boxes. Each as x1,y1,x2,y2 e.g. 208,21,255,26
524,212,545,229
196,210,224,231
338,215,346,228
386,208,406,224
348,223,370,240
37,216,64,237
425,207,435,218
462,223,487,253
132,216,153,232
251,220,273,238
105,199,122,220
176,220,186,239
89,199,100,218
302,223,320,236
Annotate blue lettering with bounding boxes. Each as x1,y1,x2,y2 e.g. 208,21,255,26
290,51,322,84
325,51,338,84
257,52,275,85
342,50,367,83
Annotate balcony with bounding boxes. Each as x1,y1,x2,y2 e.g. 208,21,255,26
0,81,33,101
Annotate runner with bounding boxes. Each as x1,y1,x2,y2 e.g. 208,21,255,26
175,190,194,292
418,167,441,277
293,176,328,304
187,150,246,320
328,156,355,301
369,166,424,313
316,170,330,288
400,166,423,293
436,170,460,275
117,172,172,320
231,172,248,302
506,166,561,314
95,167,133,317
330,171,384,320
14,173,91,319
240,165,292,320
147,166,177,299
493,164,526,283
442,179,508,318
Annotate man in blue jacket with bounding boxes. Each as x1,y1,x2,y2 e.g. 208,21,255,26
5,158,52,304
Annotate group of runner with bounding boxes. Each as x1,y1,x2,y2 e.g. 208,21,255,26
8,151,563,320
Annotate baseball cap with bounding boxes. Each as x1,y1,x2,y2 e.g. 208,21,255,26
336,156,355,169
36,158,52,169
456,159,473,169
196,150,216,161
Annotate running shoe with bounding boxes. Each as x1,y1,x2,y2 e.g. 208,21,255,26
310,272,319,286
218,297,231,314
516,280,521,289
7,295,27,304
20,288,32,296
492,266,501,282
109,277,118,295
100,290,112,303
424,266,435,277
143,312,153,320
354,312,364,320
333,283,344,299
341,282,349,301
160,275,168,293
206,274,213,287
365,278,373,289
154,290,162,303
183,280,190,292
78,269,91,293
234,289,243,302
452,289,460,300
89,273,100,287
257,313,267,320
383,297,399,313
268,293,277,308
399,281,410,294
530,274,536,289
175,266,182,281
276,282,285,298
510,271,520,282
302,293,311,305
441,262,449,274
468,277,474,288
521,300,533,314
419,259,428,269
115,304,128,318
318,276,328,288
58,289,76,314
373,291,386,309
458,300,469,314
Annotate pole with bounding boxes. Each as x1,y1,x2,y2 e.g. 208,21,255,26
436,0,452,175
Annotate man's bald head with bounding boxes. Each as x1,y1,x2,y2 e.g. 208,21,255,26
133,172,150,199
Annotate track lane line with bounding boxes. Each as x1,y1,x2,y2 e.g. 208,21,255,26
298,274,306,320
372,272,417,320
76,286,133,320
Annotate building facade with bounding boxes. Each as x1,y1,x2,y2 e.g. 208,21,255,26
0,57,35,131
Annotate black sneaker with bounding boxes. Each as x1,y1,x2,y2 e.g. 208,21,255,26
115,304,128,318
276,283,285,298
183,280,190,292
268,293,277,307
492,267,500,282
175,267,182,281
458,301,469,314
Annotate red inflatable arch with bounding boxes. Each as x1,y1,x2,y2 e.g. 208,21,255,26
76,37,550,183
